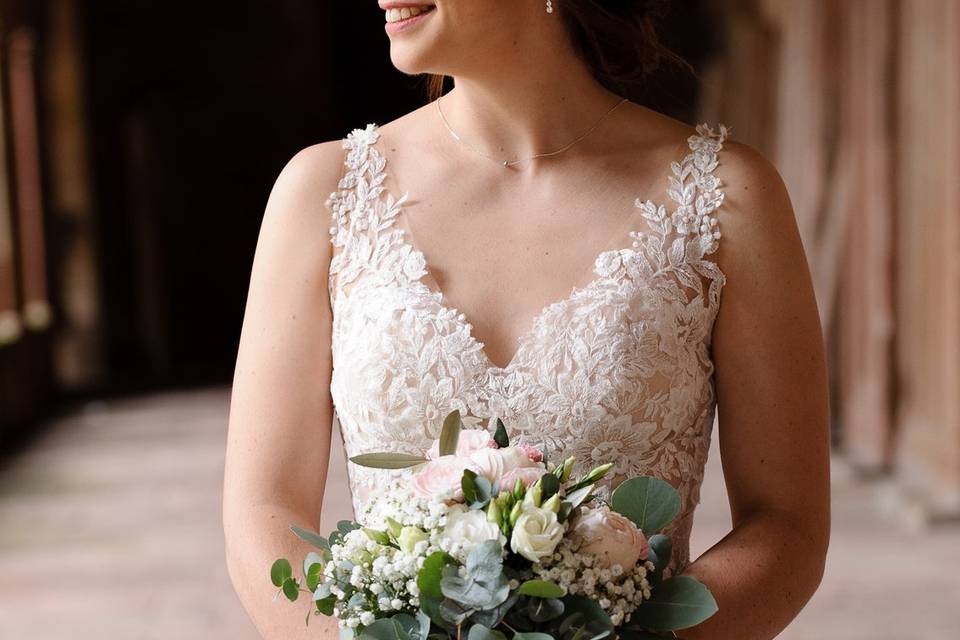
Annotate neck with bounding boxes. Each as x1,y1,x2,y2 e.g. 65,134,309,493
437,44,627,163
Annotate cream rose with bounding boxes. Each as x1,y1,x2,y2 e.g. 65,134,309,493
438,505,506,559
412,456,479,500
427,428,496,459
510,505,565,562
569,506,650,569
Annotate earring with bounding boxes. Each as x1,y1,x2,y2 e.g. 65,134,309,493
546,0,553,13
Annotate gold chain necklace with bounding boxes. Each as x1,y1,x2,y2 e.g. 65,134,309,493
436,94,628,168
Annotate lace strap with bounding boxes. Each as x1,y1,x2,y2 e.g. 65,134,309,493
666,122,731,259
324,123,390,249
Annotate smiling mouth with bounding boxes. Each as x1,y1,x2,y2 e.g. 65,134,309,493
384,5,436,24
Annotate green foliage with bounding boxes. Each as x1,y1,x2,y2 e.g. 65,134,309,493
626,576,718,632
526,597,565,623
363,527,393,545
566,463,614,494
270,558,292,587
304,553,325,591
359,614,422,640
462,469,494,510
468,624,508,640
539,473,560,503
290,525,331,552
439,410,463,456
282,577,299,602
493,418,510,448
610,477,681,534
645,535,672,585
516,580,565,599
349,452,430,469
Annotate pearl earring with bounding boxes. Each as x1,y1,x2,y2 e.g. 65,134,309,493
546,0,553,13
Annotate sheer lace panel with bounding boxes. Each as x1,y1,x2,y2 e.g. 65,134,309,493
324,121,730,578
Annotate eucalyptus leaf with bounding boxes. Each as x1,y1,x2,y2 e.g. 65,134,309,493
610,477,681,534
527,597,565,622
517,580,565,598
439,410,463,457
359,617,409,640
290,525,330,551
560,595,613,636
462,468,480,504
646,534,672,584
468,624,507,640
470,592,519,629
304,551,325,576
305,559,324,591
416,611,432,640
417,551,455,600
313,581,332,600
439,598,472,625
469,474,493,510
512,633,554,640
465,540,505,583
282,576,299,601
493,418,510,448
627,576,718,631
338,520,361,534
350,452,430,469
315,594,336,615
271,558,292,587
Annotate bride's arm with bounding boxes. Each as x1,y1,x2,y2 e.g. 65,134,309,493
676,142,832,640
223,141,345,640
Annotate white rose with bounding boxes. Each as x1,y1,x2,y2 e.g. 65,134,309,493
438,505,506,559
510,505,564,562
569,506,649,570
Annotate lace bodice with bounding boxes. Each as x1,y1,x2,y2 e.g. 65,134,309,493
324,120,730,579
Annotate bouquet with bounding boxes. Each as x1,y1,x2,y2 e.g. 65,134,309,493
271,410,717,639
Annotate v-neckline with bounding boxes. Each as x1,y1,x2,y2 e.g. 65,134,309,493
361,123,687,375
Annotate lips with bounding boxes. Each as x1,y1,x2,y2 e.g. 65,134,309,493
382,2,436,34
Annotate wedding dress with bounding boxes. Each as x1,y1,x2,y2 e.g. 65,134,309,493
324,120,730,580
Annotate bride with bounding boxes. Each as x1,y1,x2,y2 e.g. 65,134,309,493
222,1,831,639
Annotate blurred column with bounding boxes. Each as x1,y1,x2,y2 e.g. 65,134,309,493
42,0,106,388
835,0,897,473
893,0,960,523
8,27,51,332
0,47,17,345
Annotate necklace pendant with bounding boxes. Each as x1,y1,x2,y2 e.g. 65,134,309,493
503,160,509,167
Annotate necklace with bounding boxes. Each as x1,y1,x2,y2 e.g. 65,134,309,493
436,94,628,168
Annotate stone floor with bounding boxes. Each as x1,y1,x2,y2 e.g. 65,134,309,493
0,386,957,638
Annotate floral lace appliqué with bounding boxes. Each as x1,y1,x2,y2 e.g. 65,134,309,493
324,120,731,579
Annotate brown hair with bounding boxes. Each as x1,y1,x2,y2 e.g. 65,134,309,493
424,0,691,101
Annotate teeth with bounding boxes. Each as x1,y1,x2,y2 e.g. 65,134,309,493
385,6,432,23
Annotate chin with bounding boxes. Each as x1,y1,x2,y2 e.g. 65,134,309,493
381,1,445,75
389,46,440,76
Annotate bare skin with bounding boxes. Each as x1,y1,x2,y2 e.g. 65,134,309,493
223,1,831,638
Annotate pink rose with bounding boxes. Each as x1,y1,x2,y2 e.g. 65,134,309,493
412,456,479,501
468,446,544,484
516,443,544,463
427,428,497,459
499,466,545,490
569,506,650,569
